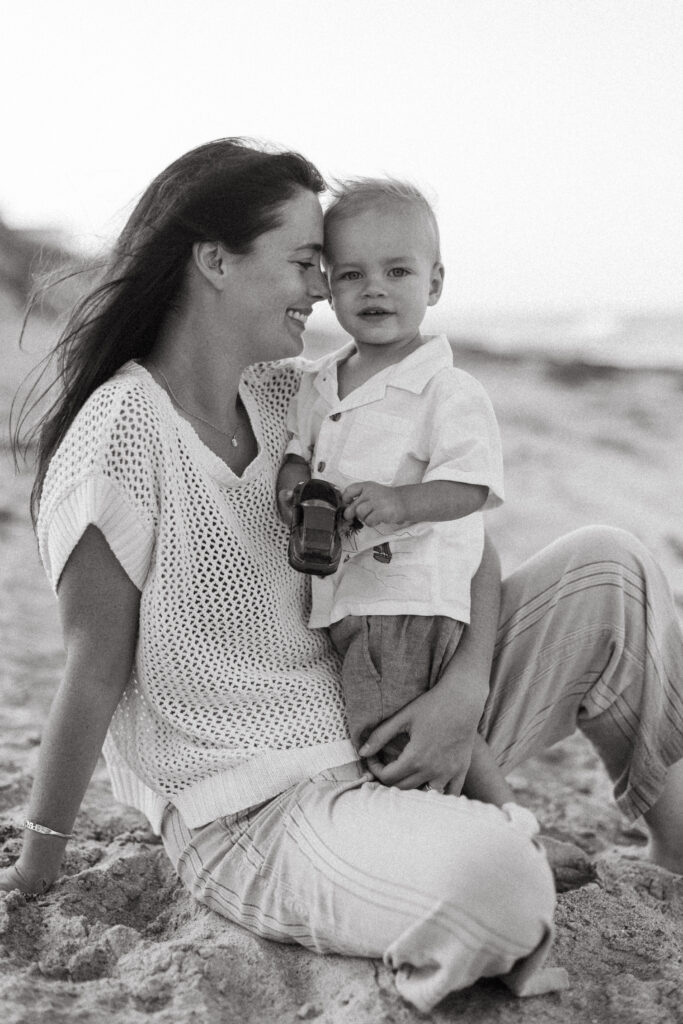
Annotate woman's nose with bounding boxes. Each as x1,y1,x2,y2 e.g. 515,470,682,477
308,266,330,303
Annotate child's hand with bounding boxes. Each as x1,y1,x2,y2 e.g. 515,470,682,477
341,481,406,527
359,686,479,793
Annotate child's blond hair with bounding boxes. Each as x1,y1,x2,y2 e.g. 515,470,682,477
323,177,441,262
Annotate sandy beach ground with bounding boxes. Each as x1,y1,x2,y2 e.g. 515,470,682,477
1,300,682,1023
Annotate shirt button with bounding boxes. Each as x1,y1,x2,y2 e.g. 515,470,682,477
330,412,341,422
317,461,326,472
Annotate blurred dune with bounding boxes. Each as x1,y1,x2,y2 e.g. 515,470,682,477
1,280,683,1022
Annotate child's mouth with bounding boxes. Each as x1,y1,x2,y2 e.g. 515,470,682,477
359,309,393,318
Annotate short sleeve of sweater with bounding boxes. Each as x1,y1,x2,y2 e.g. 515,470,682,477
37,376,160,592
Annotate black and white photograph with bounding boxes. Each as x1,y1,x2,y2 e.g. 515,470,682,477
1,2,682,1021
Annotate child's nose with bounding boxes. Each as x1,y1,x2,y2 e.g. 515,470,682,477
362,276,387,296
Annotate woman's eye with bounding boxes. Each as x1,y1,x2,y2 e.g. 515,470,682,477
296,261,315,270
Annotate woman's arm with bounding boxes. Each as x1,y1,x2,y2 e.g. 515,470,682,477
359,529,501,792
0,525,140,893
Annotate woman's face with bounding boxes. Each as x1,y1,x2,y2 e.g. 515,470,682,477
223,188,328,361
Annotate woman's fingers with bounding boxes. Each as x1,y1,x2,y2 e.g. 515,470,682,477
366,757,426,791
277,488,294,524
359,708,410,758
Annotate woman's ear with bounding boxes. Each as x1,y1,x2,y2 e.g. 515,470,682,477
427,262,445,307
192,242,228,288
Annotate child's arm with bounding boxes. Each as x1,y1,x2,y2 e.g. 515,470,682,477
276,454,311,525
341,478,488,528
0,526,140,894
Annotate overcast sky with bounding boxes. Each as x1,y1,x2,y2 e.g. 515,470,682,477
3,0,682,314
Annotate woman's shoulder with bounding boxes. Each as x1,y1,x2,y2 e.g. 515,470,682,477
70,361,164,443
244,358,304,411
88,359,161,410
38,363,162,590
45,362,166,491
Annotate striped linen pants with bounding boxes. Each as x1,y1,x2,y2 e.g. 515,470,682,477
161,526,683,1012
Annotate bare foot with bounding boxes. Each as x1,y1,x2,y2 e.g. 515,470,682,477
645,839,683,875
642,759,683,875
538,835,596,892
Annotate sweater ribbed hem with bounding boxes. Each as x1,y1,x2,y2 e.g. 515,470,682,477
104,738,359,834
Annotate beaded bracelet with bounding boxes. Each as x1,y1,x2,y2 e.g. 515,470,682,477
22,819,74,840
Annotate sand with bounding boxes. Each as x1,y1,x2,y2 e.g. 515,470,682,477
1,305,683,1023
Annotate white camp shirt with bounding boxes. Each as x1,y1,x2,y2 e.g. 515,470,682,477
286,335,504,628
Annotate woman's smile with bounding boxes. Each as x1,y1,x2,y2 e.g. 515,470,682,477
286,307,311,328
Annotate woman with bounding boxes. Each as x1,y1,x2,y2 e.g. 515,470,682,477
3,138,683,1014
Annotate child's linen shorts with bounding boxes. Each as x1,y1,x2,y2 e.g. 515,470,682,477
329,613,464,750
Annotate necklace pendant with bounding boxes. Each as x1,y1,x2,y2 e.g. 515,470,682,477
231,435,238,448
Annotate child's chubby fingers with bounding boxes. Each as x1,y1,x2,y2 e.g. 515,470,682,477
341,499,360,523
341,481,366,505
360,508,385,527
352,499,376,524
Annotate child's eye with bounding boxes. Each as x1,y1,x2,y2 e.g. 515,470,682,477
388,267,410,277
338,271,361,281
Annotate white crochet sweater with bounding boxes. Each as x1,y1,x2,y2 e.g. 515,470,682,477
37,360,356,832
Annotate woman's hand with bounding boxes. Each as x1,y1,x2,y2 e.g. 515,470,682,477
359,685,481,793
360,530,503,792
277,488,295,526
276,457,310,524
5,526,140,895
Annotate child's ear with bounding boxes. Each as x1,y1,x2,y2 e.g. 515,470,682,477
427,262,445,307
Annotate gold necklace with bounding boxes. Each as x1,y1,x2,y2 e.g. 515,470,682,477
153,366,240,448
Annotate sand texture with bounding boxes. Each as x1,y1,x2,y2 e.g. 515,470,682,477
2,305,683,1022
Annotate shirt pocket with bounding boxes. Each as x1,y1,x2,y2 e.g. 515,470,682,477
337,409,413,485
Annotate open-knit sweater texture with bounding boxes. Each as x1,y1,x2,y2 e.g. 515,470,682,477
37,360,356,832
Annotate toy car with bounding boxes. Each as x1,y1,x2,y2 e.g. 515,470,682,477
288,479,344,576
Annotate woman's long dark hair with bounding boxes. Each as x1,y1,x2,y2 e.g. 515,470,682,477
12,137,325,525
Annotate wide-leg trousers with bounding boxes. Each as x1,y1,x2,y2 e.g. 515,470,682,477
161,527,683,1012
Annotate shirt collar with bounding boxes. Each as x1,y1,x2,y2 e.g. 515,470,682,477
337,334,453,408
375,334,453,394
302,334,453,408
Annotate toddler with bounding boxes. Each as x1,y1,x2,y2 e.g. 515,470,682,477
279,179,536,830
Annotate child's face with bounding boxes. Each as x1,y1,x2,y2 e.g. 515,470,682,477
324,205,444,352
